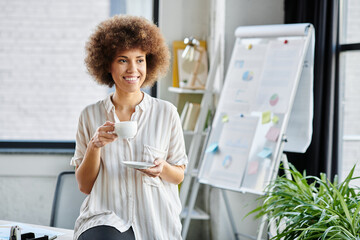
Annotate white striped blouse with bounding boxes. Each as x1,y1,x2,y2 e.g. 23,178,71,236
70,92,188,240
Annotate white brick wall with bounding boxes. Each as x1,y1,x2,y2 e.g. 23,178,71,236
340,0,360,185
343,52,360,135
0,0,110,140
341,50,360,185
344,0,360,43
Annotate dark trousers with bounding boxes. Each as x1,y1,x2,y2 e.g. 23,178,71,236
78,225,135,240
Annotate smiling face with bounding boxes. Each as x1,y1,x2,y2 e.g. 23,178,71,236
109,48,147,95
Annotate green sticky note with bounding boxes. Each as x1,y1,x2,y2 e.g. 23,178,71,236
222,115,229,123
272,115,279,124
262,111,271,124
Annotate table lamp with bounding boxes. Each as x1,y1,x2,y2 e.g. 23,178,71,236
182,37,200,62
181,37,205,89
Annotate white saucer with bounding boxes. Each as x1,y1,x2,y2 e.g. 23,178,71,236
122,161,155,169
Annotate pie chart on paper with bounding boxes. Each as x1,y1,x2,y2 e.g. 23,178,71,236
222,155,232,169
269,93,279,106
242,71,254,81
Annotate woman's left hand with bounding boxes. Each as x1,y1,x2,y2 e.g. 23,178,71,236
138,158,185,185
138,158,166,178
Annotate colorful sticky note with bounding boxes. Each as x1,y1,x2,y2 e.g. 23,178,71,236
257,147,272,159
272,115,279,124
206,142,219,153
222,155,232,168
247,44,253,50
262,111,271,124
234,60,244,68
222,115,229,123
266,126,281,142
247,161,259,175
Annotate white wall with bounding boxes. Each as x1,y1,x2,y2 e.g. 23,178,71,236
0,153,73,225
158,0,284,239
157,0,211,104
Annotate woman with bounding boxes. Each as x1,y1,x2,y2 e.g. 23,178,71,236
71,15,188,240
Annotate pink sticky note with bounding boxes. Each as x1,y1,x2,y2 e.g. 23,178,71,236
266,127,280,142
247,161,259,175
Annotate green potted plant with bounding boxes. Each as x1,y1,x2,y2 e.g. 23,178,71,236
248,164,360,239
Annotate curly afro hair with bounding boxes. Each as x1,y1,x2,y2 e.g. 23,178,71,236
85,15,170,88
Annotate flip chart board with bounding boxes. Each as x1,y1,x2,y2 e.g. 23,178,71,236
198,23,314,194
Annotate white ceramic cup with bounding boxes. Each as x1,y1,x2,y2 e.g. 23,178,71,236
114,121,137,139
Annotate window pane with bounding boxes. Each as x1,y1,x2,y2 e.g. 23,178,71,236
341,142,360,187
340,0,360,44
341,51,360,136
340,50,360,185
0,0,110,141
111,0,153,21
0,0,154,142
126,0,153,21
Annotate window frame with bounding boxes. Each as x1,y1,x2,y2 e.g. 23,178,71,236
0,141,76,153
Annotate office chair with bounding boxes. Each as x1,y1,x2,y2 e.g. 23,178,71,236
50,171,87,229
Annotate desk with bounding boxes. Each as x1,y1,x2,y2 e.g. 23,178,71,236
0,220,73,240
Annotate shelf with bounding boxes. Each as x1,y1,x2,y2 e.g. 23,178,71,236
183,130,207,136
168,87,206,94
184,168,199,177
180,207,210,220
191,169,199,177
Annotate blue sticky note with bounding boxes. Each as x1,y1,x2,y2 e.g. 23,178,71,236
206,142,219,153
257,147,272,158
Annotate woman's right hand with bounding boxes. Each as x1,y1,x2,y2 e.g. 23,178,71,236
91,121,118,148
77,121,116,194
